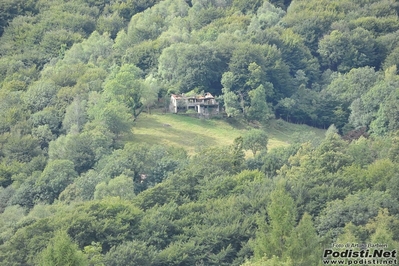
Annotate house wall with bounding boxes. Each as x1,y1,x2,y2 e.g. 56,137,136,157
170,94,219,117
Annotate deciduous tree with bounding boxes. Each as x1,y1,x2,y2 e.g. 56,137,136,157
243,129,269,156
37,230,88,266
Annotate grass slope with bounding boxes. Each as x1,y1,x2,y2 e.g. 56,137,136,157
132,113,326,154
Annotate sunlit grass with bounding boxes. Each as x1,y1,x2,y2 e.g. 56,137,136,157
131,113,325,155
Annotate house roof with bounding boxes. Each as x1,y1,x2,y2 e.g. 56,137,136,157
171,92,215,100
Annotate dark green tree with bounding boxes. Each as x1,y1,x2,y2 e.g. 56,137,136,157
158,43,224,93
35,159,78,203
104,240,157,266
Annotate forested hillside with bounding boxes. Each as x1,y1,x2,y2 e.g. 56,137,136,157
0,0,399,265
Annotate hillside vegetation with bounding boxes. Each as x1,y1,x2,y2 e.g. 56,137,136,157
1,0,399,265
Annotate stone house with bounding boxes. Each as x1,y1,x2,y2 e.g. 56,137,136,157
170,92,219,116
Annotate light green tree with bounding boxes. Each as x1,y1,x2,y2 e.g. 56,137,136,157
221,71,241,117
286,213,321,266
243,129,269,156
37,230,88,266
247,84,274,122
94,174,135,200
252,186,296,260
62,97,87,134
366,209,399,249
103,64,144,118
87,94,132,137
336,222,361,245
242,256,293,266
84,242,105,266
222,87,241,118
141,75,160,114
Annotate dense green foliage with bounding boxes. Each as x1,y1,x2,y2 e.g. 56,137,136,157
1,0,399,265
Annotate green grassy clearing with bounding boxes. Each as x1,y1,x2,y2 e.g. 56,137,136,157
131,113,326,155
